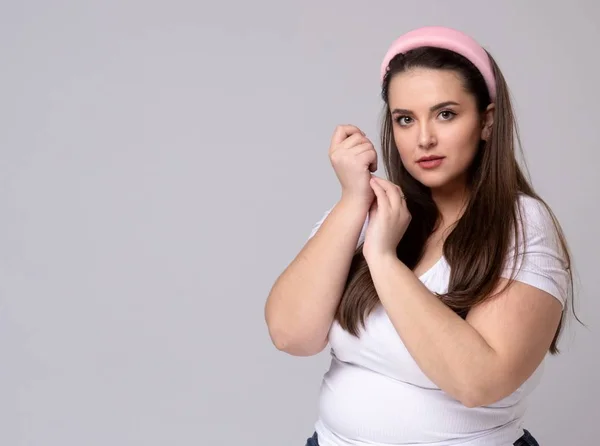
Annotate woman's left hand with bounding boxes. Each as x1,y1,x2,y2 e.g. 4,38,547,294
363,176,412,262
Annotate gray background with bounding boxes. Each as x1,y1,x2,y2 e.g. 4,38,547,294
1,1,597,445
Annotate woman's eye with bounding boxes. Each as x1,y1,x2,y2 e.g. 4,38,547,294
396,112,455,126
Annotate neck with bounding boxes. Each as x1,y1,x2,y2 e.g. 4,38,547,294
431,180,470,228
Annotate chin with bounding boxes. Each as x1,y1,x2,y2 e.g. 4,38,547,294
411,171,452,189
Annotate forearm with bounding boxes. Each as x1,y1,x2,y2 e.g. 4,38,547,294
265,197,369,355
367,254,499,406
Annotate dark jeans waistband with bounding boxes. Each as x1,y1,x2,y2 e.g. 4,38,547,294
305,429,539,446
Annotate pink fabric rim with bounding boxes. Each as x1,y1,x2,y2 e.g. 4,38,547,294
380,26,496,101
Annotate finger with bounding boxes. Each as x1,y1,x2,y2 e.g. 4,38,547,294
330,134,367,157
351,145,378,172
370,177,391,210
330,125,365,146
368,197,378,219
372,177,403,195
374,177,405,210
339,133,369,150
367,148,378,172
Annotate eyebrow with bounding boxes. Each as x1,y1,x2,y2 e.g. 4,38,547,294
391,101,460,115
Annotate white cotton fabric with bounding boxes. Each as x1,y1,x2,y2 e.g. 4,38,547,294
307,194,569,446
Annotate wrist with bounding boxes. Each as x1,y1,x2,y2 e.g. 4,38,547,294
364,249,398,267
339,193,373,214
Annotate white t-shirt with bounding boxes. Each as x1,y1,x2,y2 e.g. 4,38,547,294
306,194,570,446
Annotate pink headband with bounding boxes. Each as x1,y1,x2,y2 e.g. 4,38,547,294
380,26,496,101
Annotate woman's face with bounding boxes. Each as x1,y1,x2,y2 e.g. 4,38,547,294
387,68,493,191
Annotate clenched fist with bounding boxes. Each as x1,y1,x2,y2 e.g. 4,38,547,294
328,125,378,209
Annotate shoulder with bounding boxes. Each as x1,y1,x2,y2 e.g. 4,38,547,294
514,193,556,231
503,193,571,307
512,193,564,252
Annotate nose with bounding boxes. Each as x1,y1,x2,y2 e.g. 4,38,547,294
417,123,437,150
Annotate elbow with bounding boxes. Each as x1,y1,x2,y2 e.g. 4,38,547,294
267,326,327,357
457,384,507,408
264,296,328,357
449,375,494,408
458,392,486,409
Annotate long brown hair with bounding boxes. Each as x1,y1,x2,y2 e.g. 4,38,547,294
336,46,579,354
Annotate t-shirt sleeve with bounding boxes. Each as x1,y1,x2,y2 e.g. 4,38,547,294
501,196,571,307
307,206,370,247
307,207,333,240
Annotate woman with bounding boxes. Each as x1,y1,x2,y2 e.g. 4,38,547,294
265,26,576,446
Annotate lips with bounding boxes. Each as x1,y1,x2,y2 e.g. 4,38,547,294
417,155,444,162
417,156,445,169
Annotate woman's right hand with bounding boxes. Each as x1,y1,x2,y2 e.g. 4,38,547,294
328,125,378,209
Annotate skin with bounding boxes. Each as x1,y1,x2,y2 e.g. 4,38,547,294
391,68,493,225
361,68,564,407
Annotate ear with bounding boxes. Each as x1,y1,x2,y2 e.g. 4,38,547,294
481,103,495,141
